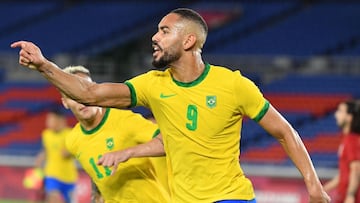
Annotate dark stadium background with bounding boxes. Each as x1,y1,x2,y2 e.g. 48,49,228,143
0,0,359,202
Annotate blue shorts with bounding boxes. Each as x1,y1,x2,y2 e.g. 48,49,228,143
44,177,76,203
215,199,257,203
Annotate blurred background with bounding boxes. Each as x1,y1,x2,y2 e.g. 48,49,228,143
0,0,359,202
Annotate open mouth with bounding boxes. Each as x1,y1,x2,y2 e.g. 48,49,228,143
152,43,162,57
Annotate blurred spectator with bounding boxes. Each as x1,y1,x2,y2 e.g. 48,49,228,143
324,100,360,203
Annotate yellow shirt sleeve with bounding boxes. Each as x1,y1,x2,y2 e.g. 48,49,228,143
234,71,269,121
123,113,159,143
125,71,154,108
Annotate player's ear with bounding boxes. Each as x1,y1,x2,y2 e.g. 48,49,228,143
61,97,69,109
183,34,196,50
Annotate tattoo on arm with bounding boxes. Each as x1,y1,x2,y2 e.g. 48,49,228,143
45,68,54,76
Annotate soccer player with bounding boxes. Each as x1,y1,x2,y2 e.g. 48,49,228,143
324,100,360,203
60,65,169,202
34,108,78,203
12,8,330,203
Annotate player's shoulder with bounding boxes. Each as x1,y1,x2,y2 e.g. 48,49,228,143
209,64,243,77
62,127,73,134
66,123,81,139
42,129,51,136
65,124,81,153
129,69,170,85
42,129,58,139
108,108,132,117
347,133,360,142
208,64,246,85
107,108,145,122
142,69,170,78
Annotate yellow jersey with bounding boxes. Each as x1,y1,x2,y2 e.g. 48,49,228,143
42,128,77,183
65,108,169,203
126,63,269,202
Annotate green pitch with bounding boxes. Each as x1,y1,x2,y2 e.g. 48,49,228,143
0,200,31,203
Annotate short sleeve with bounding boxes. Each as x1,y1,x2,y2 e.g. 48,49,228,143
125,72,152,108
125,113,160,143
346,136,360,162
234,71,268,121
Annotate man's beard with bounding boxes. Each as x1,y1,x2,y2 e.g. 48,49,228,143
152,49,180,69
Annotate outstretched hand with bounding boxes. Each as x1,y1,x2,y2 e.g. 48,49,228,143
98,149,132,176
10,41,47,70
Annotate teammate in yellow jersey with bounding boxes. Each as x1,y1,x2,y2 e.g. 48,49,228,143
12,8,330,203
35,108,78,203
60,65,169,203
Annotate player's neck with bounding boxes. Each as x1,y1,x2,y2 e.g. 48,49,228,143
170,53,205,83
80,108,106,131
342,126,350,135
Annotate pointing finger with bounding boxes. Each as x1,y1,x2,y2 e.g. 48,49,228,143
10,41,27,49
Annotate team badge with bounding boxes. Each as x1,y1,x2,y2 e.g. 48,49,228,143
106,137,114,150
206,95,217,108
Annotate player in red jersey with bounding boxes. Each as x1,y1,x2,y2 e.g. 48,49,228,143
324,100,360,203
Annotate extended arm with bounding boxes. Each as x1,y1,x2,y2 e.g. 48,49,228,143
258,105,330,203
98,134,165,175
11,41,131,108
323,173,339,192
344,161,360,202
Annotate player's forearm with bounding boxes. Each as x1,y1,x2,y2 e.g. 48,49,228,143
324,174,339,192
37,60,97,104
39,60,132,108
279,128,324,194
259,106,323,192
127,136,165,158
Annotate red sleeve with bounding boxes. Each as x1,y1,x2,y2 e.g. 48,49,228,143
345,135,360,161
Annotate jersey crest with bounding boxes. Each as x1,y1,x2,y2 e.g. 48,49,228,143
106,137,114,150
206,95,217,108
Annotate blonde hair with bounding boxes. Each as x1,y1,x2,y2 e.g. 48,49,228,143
60,65,91,98
63,65,91,76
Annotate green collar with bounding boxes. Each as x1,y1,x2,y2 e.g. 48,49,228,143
172,63,210,87
81,108,110,135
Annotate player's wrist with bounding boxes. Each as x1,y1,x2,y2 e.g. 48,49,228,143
305,179,324,196
36,59,53,72
124,148,135,159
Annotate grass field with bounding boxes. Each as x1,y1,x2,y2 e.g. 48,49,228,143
0,200,33,203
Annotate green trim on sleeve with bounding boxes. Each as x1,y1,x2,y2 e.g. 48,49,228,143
124,81,137,107
152,129,160,138
253,100,270,122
